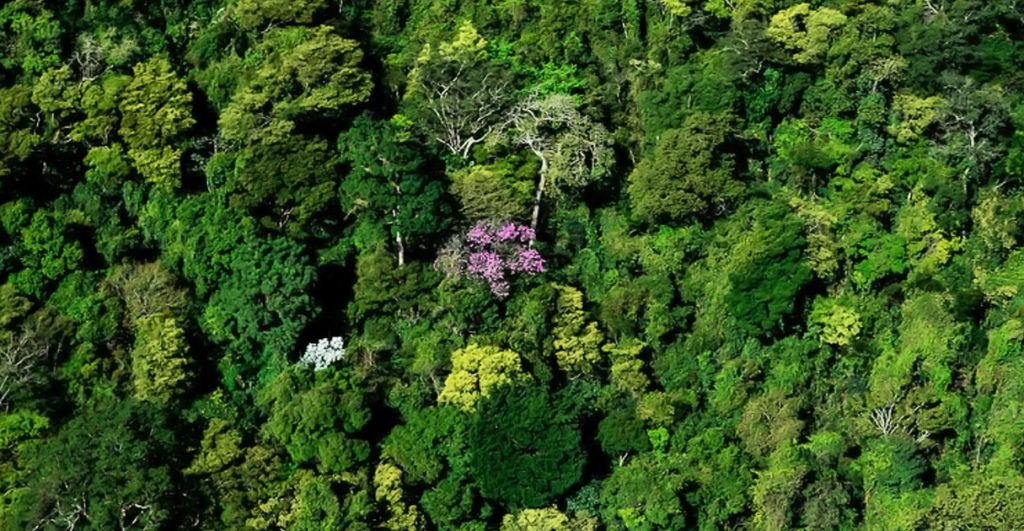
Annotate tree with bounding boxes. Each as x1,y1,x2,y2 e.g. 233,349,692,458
936,74,1011,188
119,57,195,191
73,73,131,143
496,93,613,235
147,196,317,389
657,0,694,18
405,21,517,158
9,209,84,296
0,317,59,410
736,390,804,458
437,344,526,411
259,366,371,474
448,161,534,221
434,221,546,298
0,1,61,77
218,137,337,237
130,315,190,402
751,443,810,530
374,461,424,530
551,284,603,376
766,4,847,64
184,423,289,529
928,473,1024,529
725,200,812,337
338,115,450,266
0,85,40,183
469,384,583,509
808,297,862,347
599,453,688,530
215,25,372,233
627,112,742,226
218,25,371,145
6,400,178,530
229,0,326,30
106,262,189,322
502,506,597,530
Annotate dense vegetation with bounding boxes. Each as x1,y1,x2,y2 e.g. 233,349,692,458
1,0,1024,528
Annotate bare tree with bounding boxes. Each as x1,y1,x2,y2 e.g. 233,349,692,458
406,23,517,159
418,69,515,158
497,93,612,236
869,401,899,436
0,322,57,410
106,262,188,322
869,397,930,443
938,73,1010,192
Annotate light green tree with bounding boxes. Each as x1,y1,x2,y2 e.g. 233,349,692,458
230,0,326,30
809,298,862,347
552,284,603,376
119,57,195,191
374,461,423,530
502,506,598,530
766,4,847,64
131,315,190,402
438,344,526,411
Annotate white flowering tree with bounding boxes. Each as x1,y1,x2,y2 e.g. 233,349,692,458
299,336,345,371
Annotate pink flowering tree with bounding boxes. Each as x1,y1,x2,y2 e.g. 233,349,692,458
435,221,546,297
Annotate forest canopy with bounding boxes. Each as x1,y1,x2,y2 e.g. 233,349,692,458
2,0,1024,529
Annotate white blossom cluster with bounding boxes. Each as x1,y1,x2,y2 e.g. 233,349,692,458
299,336,345,371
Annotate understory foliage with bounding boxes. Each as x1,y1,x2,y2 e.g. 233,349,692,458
1,0,1024,529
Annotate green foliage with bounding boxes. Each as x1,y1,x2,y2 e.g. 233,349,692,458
552,284,603,376
449,161,534,220
260,366,371,474
438,343,525,411
6,400,177,530
767,4,848,65
7,209,84,295
928,473,1024,529
230,0,327,30
1,1,1023,528
404,21,517,158
751,443,809,530
147,196,317,388
131,315,190,402
469,384,583,509
627,112,742,225
339,114,451,261
219,25,371,145
600,453,687,530
0,1,61,78
119,57,195,191
0,85,40,179
736,389,804,458
725,201,812,337
809,297,862,346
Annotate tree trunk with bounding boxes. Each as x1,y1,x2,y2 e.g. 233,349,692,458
529,152,549,244
393,182,405,266
395,224,405,267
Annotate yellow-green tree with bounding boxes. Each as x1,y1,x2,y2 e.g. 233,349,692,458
766,4,847,64
119,57,195,191
374,461,423,530
552,285,603,376
438,344,526,411
809,298,862,347
501,506,598,530
131,315,189,402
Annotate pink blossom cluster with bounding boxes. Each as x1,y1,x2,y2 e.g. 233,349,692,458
435,221,546,297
